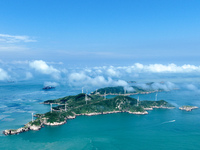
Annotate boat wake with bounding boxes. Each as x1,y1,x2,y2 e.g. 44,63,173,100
161,120,176,124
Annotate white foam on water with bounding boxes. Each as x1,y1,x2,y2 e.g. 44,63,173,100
161,120,176,124
0,105,7,109
3,109,26,114
27,111,37,114
13,99,23,102
0,115,10,120
1,118,15,121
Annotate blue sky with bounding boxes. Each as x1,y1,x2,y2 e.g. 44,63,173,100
0,0,200,65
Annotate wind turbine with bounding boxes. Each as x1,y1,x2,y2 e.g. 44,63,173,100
51,104,52,113
85,93,88,104
155,93,158,101
32,112,34,122
104,91,106,100
65,103,67,111
137,96,139,106
82,87,84,93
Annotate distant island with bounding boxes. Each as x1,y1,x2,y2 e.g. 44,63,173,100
42,86,55,90
179,105,198,111
127,81,136,83
3,86,175,135
91,85,162,96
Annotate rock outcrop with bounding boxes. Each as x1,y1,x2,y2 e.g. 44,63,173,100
179,106,198,111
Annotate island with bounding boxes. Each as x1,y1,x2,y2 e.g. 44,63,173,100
179,105,198,111
127,81,136,83
91,85,162,96
3,90,176,135
42,86,55,90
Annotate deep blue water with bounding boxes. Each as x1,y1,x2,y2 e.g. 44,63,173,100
0,81,200,150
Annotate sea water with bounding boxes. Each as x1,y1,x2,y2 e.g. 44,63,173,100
0,81,200,150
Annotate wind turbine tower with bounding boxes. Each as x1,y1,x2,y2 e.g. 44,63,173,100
82,87,84,93
65,103,67,111
104,91,106,100
155,93,158,101
32,112,34,122
137,96,139,106
51,104,52,113
85,93,88,104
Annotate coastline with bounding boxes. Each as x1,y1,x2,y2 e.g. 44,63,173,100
2,91,176,136
3,103,177,136
2,110,148,135
98,90,160,97
2,104,176,135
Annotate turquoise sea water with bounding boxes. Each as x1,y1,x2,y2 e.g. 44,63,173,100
0,81,200,150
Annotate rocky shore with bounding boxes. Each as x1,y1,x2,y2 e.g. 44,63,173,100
143,106,175,110
144,108,153,110
127,111,148,114
43,121,66,126
151,106,175,109
3,93,176,136
78,110,149,116
3,123,42,135
2,110,149,135
179,106,198,111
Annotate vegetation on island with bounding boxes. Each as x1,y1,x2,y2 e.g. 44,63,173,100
3,86,175,135
91,85,162,95
41,93,175,123
30,119,41,126
140,100,174,108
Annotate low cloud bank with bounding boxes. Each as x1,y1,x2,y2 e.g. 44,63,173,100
44,82,59,87
136,82,177,91
68,71,177,92
0,68,10,81
186,84,200,93
132,63,200,73
29,60,61,80
25,72,33,80
94,63,200,75
1,60,200,88
68,72,129,89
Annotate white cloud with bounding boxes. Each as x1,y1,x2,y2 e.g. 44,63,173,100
186,84,200,93
136,81,177,91
124,86,135,92
106,67,120,77
135,63,144,70
95,69,102,74
12,60,29,64
0,68,10,81
0,45,29,52
89,76,112,87
0,34,36,43
85,63,200,79
151,82,177,91
69,72,88,82
113,80,127,86
124,63,200,73
186,84,197,91
47,61,63,65
44,82,59,87
25,72,33,80
29,60,60,79
68,72,129,88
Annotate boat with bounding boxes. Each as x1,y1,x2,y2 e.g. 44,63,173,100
42,86,55,90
